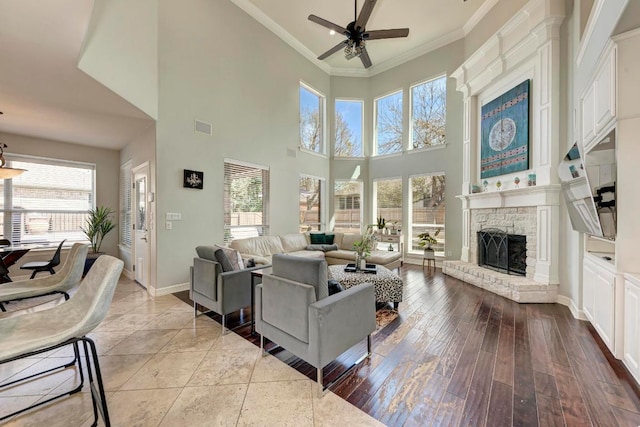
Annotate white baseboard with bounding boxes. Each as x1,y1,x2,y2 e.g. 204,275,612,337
557,295,587,320
121,269,134,280
150,282,189,297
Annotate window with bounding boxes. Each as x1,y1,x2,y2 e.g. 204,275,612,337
375,90,403,155
333,180,362,233
119,161,132,247
299,176,323,232
373,178,402,229
0,155,95,245
299,83,325,153
224,160,270,244
335,100,363,157
411,76,447,149
409,174,445,256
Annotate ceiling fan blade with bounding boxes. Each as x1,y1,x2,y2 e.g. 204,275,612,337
363,28,410,40
308,15,347,35
360,47,372,68
318,40,348,60
356,0,377,30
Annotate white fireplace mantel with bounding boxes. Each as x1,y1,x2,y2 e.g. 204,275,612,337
457,184,561,210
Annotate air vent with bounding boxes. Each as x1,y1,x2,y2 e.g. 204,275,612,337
194,120,212,135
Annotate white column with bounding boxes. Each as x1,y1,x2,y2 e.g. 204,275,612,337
534,204,559,284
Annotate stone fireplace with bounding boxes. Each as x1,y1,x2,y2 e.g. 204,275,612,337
443,0,566,303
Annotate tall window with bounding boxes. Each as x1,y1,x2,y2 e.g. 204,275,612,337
333,180,362,233
299,176,323,232
0,155,95,245
409,174,445,256
411,76,447,149
335,100,363,157
375,90,403,156
373,178,402,229
299,83,325,153
119,161,132,247
224,160,270,244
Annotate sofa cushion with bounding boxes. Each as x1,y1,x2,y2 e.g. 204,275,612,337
230,236,284,258
366,251,402,265
324,249,357,261
288,250,326,260
214,249,235,272
340,233,361,251
196,245,244,270
272,254,328,300
324,233,335,244
280,233,309,252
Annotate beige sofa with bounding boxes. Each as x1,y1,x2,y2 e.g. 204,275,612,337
229,232,403,270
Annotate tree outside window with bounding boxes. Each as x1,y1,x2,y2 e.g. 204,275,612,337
299,84,324,153
335,100,363,157
411,76,447,149
300,176,322,232
374,178,402,229
375,90,403,155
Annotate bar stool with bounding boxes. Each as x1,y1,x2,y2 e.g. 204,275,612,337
423,250,436,272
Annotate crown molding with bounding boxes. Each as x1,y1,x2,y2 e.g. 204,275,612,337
229,0,331,74
463,0,500,35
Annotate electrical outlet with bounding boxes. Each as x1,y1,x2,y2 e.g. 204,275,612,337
165,221,172,230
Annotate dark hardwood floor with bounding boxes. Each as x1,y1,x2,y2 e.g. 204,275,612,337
177,265,640,426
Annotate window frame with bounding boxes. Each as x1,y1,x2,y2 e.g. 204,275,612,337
1,153,96,246
409,74,448,152
408,172,446,257
333,179,363,233
223,159,270,244
299,174,325,232
119,160,133,248
299,81,326,155
334,98,364,158
373,177,403,229
373,89,404,157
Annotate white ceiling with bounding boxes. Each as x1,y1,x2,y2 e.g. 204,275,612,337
0,0,153,150
232,0,497,76
0,0,495,150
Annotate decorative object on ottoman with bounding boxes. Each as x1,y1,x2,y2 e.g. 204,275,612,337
353,226,377,271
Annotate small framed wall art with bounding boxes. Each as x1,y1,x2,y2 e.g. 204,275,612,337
183,169,204,189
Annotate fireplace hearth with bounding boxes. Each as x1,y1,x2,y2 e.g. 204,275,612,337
477,229,526,276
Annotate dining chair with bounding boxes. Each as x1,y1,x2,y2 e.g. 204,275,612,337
20,239,66,279
0,255,123,425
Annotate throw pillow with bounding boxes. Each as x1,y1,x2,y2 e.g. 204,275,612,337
309,232,326,244
214,249,236,272
328,280,344,295
321,244,338,251
213,245,244,270
306,244,327,251
325,233,335,244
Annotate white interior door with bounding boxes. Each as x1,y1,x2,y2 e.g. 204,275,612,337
133,165,150,288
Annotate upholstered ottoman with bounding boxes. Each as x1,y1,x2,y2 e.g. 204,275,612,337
327,264,404,309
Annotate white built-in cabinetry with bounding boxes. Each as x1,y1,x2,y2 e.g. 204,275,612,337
582,254,617,353
581,46,617,153
624,274,640,383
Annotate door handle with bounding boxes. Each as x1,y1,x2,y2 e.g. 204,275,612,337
141,236,147,242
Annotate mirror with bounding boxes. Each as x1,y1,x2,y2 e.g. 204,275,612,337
558,135,616,239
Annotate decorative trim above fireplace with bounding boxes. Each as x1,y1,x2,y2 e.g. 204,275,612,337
457,185,561,210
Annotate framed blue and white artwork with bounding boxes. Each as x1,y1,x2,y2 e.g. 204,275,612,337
480,80,530,179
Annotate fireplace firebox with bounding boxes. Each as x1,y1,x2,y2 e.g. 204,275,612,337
477,229,526,276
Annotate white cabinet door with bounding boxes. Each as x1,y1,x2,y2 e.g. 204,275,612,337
583,258,596,322
594,269,615,351
624,276,640,382
595,48,616,132
581,86,596,149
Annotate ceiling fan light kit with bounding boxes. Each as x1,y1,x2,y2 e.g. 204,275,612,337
308,0,409,68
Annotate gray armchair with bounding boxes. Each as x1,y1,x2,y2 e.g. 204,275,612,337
255,254,376,396
190,246,264,334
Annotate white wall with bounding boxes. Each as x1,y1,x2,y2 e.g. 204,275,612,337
0,132,120,256
79,0,158,119
154,0,331,289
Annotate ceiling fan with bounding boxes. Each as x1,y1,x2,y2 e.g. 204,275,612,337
308,0,409,69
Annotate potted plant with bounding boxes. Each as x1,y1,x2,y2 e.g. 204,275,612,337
417,229,440,254
376,216,386,234
353,226,377,270
81,206,117,274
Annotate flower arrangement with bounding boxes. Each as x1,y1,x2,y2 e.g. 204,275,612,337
417,229,440,251
353,225,377,257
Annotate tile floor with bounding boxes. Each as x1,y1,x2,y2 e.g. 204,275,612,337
0,278,382,427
